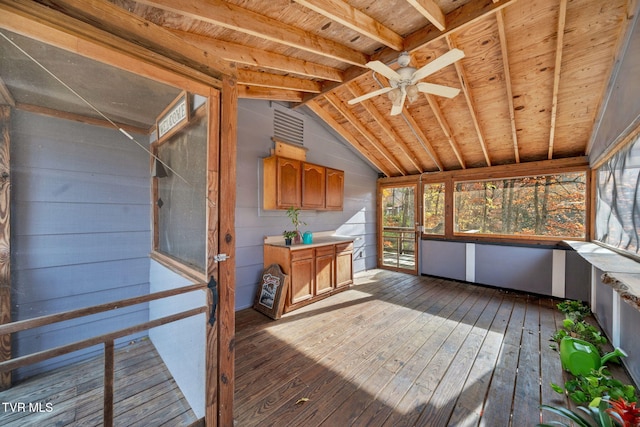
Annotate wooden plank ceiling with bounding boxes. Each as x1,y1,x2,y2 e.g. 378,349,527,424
28,0,634,176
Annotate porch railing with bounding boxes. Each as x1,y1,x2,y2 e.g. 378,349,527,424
382,226,416,268
0,282,209,426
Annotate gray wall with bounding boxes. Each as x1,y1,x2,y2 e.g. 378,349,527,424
11,110,151,379
149,260,205,419
421,240,466,281
235,100,379,310
590,267,640,387
620,299,640,386
421,240,591,299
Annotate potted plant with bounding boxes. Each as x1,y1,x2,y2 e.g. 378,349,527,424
538,397,640,426
282,230,297,246
286,206,306,244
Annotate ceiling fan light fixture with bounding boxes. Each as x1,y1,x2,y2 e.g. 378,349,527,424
406,84,419,103
397,51,411,67
387,87,402,103
350,49,465,115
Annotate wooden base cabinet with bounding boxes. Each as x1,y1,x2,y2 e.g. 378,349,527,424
336,242,353,288
314,245,334,295
264,239,354,313
290,249,314,304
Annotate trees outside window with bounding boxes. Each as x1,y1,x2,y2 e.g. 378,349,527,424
423,182,445,235
453,172,586,238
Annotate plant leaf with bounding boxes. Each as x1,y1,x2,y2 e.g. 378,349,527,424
540,404,594,427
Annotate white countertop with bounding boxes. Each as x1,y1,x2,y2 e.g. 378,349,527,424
264,230,355,249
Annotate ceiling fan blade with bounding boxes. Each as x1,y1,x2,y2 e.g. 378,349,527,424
366,60,402,81
410,48,465,83
347,86,393,105
416,82,461,98
390,88,406,116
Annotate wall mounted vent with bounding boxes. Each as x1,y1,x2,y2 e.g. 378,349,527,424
273,107,304,146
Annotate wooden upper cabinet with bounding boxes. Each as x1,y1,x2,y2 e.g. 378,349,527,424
277,158,302,208
264,156,301,209
263,155,343,211
302,163,325,209
325,168,344,211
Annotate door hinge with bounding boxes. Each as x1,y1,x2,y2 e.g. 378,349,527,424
214,253,229,262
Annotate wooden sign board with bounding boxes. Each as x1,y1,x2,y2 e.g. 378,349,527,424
156,91,190,143
253,264,288,320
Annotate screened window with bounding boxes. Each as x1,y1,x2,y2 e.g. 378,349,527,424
155,110,208,272
454,172,586,238
595,133,640,256
423,182,445,235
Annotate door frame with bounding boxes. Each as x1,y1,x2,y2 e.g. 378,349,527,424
0,7,236,425
377,179,420,275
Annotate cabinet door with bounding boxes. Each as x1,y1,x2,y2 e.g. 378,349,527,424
302,163,325,209
315,246,334,295
335,242,353,287
325,168,344,210
277,157,301,208
290,250,314,304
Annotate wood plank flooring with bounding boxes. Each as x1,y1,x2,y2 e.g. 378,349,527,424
0,338,197,426
234,269,633,427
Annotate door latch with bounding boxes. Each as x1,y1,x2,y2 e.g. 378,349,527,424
214,253,229,262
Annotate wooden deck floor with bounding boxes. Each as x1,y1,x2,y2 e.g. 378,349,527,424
235,269,633,427
0,338,197,426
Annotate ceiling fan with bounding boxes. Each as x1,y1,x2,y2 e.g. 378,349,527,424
348,48,465,116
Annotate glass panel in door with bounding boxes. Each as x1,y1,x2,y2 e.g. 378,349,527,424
381,185,418,273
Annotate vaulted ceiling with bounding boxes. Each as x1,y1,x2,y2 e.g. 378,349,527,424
1,0,635,176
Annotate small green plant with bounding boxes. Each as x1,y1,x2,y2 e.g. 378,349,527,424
551,367,637,405
552,318,608,354
558,299,592,322
539,398,618,427
282,230,298,240
286,206,306,232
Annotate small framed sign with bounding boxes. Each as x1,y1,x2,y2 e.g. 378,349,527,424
156,91,190,143
253,264,288,320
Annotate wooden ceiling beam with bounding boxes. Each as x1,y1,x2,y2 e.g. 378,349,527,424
496,10,520,163
306,100,393,176
170,29,344,82
238,86,304,102
405,0,446,31
548,0,568,160
378,0,518,64
299,0,518,106
237,70,322,93
399,104,445,171
346,82,424,173
424,94,465,168
37,0,236,78
293,0,403,51
324,93,407,176
447,35,492,167
135,0,368,67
